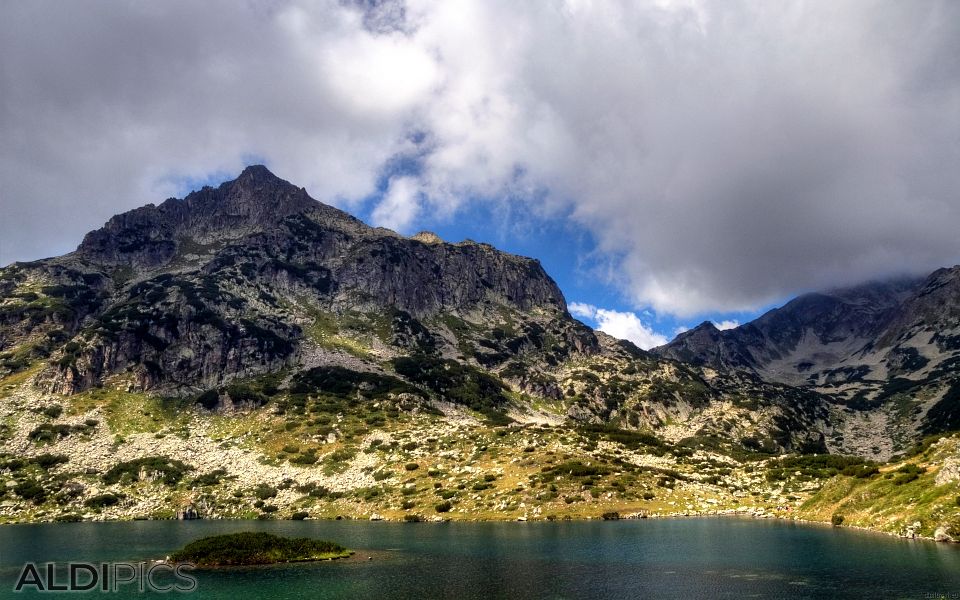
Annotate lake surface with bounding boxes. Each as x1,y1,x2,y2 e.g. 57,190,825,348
1,517,958,599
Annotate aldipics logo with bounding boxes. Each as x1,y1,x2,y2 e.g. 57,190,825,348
13,562,197,593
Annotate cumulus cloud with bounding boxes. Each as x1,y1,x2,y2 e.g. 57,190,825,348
567,302,597,320
2,1,958,317
0,0,428,262
595,309,670,350
371,176,421,231
568,303,668,350
713,320,739,331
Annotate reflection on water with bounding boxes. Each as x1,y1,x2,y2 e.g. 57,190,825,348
1,517,958,599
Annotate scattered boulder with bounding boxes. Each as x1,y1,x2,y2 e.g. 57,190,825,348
903,521,922,539
935,459,960,486
177,504,201,520
934,525,955,543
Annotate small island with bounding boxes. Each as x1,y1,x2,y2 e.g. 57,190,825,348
170,532,353,566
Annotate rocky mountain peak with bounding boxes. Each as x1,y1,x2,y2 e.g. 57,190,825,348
173,164,318,226
74,165,328,268
654,320,754,371
236,163,280,183
3,165,593,396
693,321,719,333
658,321,720,352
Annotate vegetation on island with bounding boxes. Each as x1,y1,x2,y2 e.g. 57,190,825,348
169,532,351,566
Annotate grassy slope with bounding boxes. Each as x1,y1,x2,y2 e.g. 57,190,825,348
0,364,783,524
1,357,958,538
797,434,960,538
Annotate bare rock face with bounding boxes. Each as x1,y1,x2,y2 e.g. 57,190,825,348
410,231,443,245
41,292,300,395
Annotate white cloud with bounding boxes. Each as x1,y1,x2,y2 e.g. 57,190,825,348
319,22,438,118
595,309,669,350
569,302,667,350
567,302,597,319
371,176,421,232
3,0,958,317
713,320,739,331
674,325,690,335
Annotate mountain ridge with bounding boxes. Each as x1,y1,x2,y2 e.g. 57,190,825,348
0,166,833,456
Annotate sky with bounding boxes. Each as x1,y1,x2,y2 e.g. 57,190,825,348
1,0,958,348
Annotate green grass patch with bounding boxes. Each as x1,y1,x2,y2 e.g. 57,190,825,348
170,532,350,566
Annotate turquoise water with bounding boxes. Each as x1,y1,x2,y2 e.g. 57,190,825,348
1,517,958,598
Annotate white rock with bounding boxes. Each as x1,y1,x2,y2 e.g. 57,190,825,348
935,458,960,486
934,526,955,543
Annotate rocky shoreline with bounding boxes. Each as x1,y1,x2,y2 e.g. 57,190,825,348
4,506,956,546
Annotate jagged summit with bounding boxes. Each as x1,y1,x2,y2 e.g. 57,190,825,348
74,165,331,267
236,163,280,181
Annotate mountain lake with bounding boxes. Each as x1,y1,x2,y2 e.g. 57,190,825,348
1,517,959,598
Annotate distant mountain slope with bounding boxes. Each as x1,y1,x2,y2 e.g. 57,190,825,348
654,278,921,386
654,268,960,452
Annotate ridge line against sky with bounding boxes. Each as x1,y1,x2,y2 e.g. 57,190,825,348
1,0,958,347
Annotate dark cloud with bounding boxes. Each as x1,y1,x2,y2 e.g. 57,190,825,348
2,0,958,317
